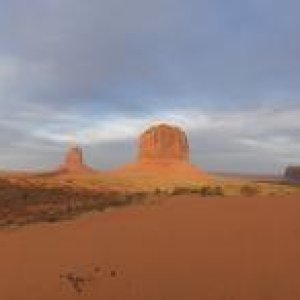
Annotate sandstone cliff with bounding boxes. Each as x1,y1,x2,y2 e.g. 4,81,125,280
59,146,94,173
116,123,210,182
138,124,189,162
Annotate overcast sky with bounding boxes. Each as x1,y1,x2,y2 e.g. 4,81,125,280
0,0,300,174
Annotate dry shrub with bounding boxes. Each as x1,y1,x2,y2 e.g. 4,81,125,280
240,185,260,196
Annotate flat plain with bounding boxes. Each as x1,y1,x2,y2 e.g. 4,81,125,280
1,193,300,300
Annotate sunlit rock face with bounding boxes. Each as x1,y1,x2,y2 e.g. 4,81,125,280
60,146,93,173
138,124,189,162
285,166,300,184
115,123,211,183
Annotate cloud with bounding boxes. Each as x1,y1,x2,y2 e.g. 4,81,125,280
1,0,300,109
12,105,296,173
31,105,300,143
0,0,299,172
0,97,299,173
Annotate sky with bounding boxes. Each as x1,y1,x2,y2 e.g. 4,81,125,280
0,0,300,174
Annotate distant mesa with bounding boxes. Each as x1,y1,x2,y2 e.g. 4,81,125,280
116,123,210,181
58,145,94,174
284,166,300,184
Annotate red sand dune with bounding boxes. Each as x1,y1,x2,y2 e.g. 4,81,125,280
1,195,300,300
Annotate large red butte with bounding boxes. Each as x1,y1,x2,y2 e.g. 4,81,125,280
138,124,189,162
116,123,210,181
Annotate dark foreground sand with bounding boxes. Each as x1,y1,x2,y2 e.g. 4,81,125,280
1,195,300,300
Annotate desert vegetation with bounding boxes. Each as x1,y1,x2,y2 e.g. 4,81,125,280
171,185,224,196
0,176,152,228
1,173,299,229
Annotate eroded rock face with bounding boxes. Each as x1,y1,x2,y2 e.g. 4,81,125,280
116,123,211,182
138,124,189,162
285,166,300,183
60,146,92,173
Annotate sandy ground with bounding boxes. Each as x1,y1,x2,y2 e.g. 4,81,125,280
1,195,300,300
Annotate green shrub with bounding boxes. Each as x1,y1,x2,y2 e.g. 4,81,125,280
171,187,190,195
199,186,211,196
214,186,224,196
240,185,260,196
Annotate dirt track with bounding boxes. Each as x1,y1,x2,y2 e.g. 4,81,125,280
1,195,300,300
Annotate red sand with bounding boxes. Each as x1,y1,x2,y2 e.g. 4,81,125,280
1,195,300,300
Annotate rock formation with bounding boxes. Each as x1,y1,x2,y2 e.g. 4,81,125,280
138,124,189,162
116,123,210,182
59,145,94,173
285,166,300,184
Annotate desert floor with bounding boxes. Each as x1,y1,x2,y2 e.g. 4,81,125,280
1,194,300,300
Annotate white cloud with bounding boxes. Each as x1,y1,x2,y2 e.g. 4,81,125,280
1,101,300,172
31,106,300,156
